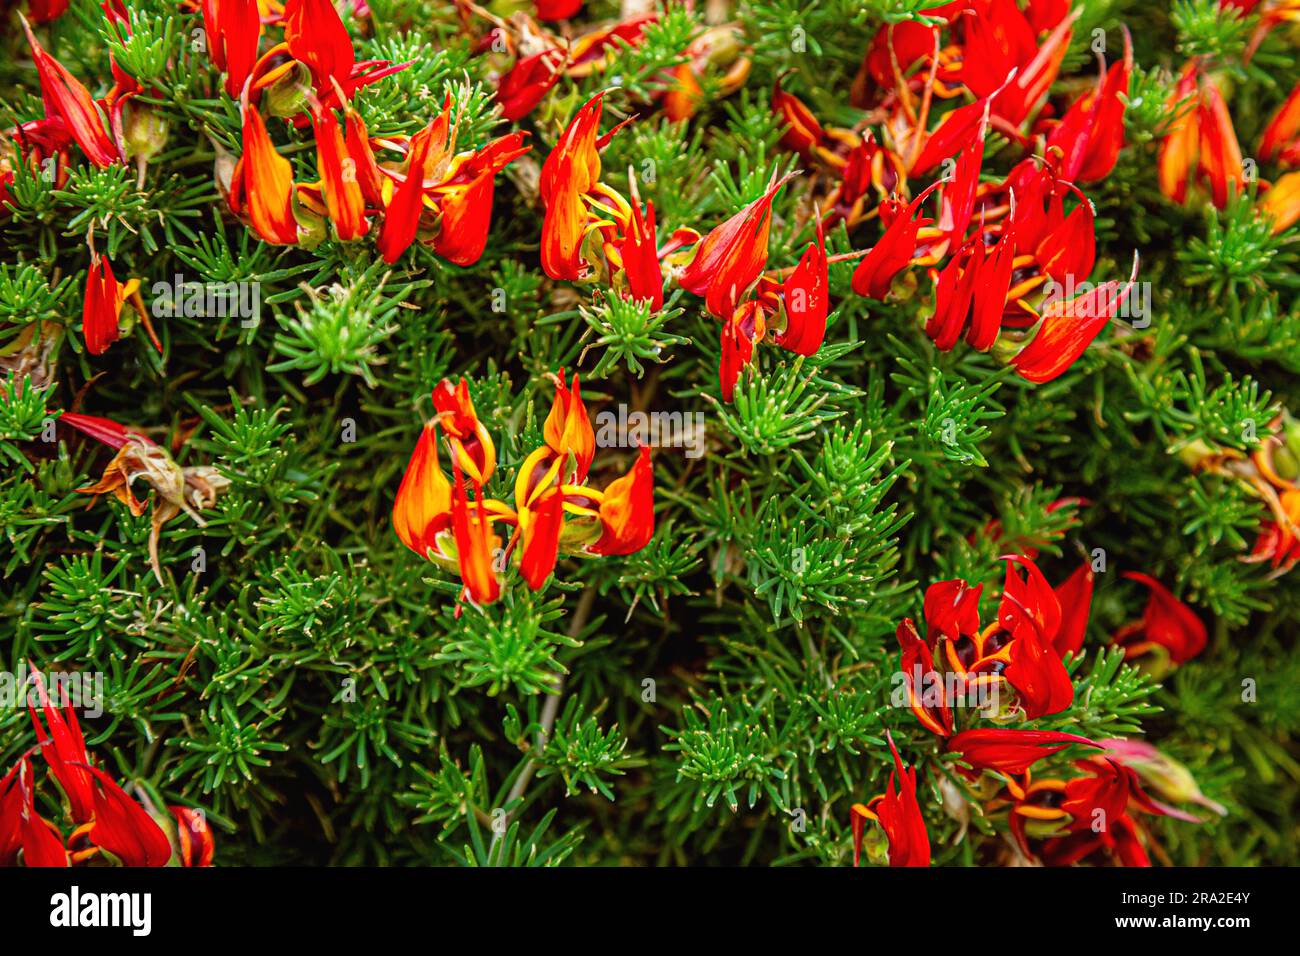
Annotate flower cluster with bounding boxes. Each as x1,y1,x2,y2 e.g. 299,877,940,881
392,374,655,607
1,673,213,868
852,552,1212,867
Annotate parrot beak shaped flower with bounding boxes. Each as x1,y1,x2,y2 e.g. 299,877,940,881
1046,27,1132,183
591,445,654,556
20,14,122,168
236,102,301,245
497,49,567,122
850,179,943,299
1158,64,1244,210
1010,252,1139,383
11,759,69,867
283,0,356,93
718,299,767,402
997,555,1074,719
432,378,497,485
850,732,930,868
895,617,954,737
170,806,216,867
518,485,565,590
377,117,439,264
543,370,596,483
772,73,825,158
80,765,172,867
83,255,153,356
200,0,262,99
450,468,502,607
948,728,1099,777
679,169,797,319
613,173,665,310
1051,561,1095,657
1259,79,1300,166
429,131,531,267
773,217,828,357
1260,170,1300,235
540,91,624,280
1111,572,1207,666
392,418,453,557
310,100,369,241
28,671,96,825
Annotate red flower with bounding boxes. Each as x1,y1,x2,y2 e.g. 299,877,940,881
1259,79,1300,167
28,672,96,825
591,445,654,556
948,728,1098,776
536,0,582,20
81,766,172,867
850,180,942,299
1010,253,1140,383
897,555,1084,731
375,118,440,264
497,50,566,122
850,732,930,867
283,0,356,93
170,807,215,867
772,218,829,357
772,73,825,158
429,132,531,267
82,255,148,356
20,14,122,168
611,176,664,311
6,759,68,867
1045,28,1132,182
1112,572,1207,666
28,0,71,23
679,170,797,319
200,0,261,98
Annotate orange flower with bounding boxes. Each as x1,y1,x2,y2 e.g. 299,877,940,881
310,101,368,241
392,419,453,557
497,49,566,122
1260,170,1300,234
450,469,502,607
543,369,596,483
1158,64,1244,210
236,103,300,245
432,378,496,484
850,180,942,299
540,92,617,280
20,14,121,168
429,132,531,267
591,445,654,556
